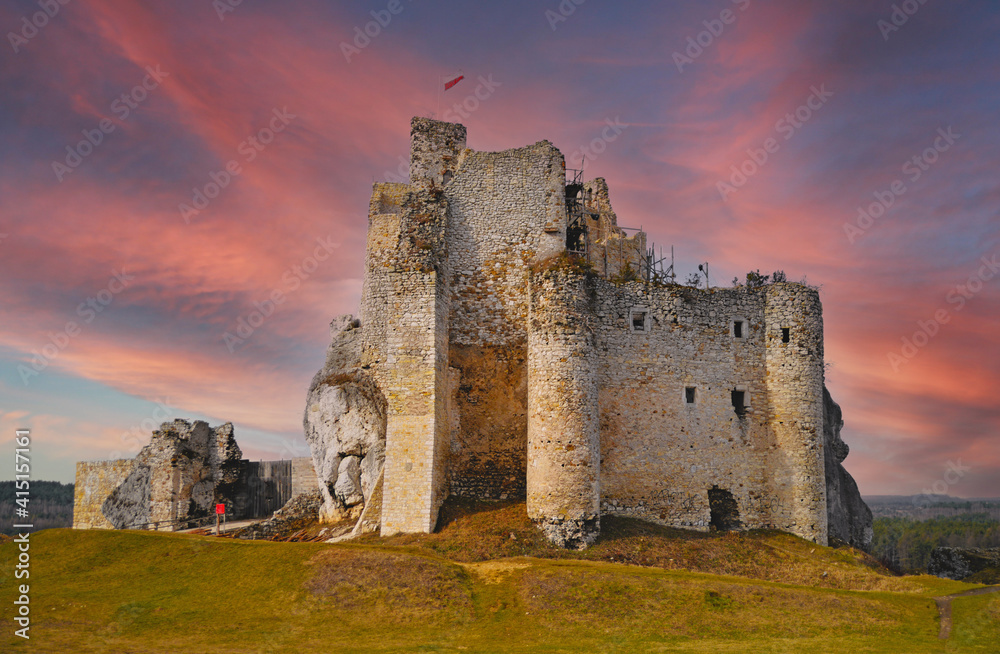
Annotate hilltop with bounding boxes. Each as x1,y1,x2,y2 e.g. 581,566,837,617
3,499,998,653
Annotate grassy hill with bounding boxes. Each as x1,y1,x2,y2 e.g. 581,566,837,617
2,499,998,653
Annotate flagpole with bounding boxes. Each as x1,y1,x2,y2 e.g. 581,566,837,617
436,74,441,119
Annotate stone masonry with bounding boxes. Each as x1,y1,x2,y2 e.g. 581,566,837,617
74,420,243,530
305,116,873,549
74,420,319,531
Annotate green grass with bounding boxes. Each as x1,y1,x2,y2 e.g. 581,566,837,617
949,593,1000,653
1,501,997,653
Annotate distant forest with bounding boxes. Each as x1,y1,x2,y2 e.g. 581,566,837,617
866,495,1000,521
0,481,74,535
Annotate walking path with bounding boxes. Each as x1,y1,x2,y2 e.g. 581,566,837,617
933,585,1000,639
177,519,258,535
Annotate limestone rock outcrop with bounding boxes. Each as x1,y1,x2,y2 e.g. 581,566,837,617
928,547,1000,581
303,315,387,522
101,419,243,529
823,387,874,551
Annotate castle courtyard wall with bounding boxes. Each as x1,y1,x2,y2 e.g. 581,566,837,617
442,141,566,499
588,280,828,544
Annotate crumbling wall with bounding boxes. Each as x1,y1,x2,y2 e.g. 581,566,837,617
94,420,243,530
409,117,466,185
72,460,132,529
319,116,848,549
445,141,566,346
443,138,566,500
360,188,403,370
580,178,646,280
446,343,527,499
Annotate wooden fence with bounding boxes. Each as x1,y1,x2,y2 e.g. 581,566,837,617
232,460,293,520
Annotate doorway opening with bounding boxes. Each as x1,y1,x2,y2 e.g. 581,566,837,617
708,486,742,532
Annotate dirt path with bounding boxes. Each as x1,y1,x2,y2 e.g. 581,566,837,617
934,585,1000,639
177,519,258,535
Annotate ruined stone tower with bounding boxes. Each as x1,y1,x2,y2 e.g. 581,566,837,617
303,116,872,550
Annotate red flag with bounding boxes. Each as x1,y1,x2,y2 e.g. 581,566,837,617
444,74,464,91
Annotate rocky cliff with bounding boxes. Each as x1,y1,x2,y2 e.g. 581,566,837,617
303,315,387,523
823,386,874,551
928,547,1000,582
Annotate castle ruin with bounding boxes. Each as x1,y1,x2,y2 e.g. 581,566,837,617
304,117,873,550
73,420,318,531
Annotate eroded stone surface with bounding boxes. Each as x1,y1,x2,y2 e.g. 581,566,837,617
100,419,243,529
534,516,600,550
929,547,1000,580
303,315,387,522
823,387,874,551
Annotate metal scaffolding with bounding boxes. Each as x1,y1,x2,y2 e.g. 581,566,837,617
564,169,676,285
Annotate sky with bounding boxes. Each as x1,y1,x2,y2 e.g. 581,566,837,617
0,0,997,498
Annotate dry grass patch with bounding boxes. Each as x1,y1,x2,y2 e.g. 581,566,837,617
304,549,473,622
462,559,532,584
373,497,919,592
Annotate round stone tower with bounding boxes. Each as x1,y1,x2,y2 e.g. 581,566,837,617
526,268,600,548
763,283,828,545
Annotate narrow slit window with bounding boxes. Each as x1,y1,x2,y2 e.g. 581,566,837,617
733,320,744,338
781,327,790,343
685,387,696,404
731,390,746,417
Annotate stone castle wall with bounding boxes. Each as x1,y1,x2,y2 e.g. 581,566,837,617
577,179,647,280
592,282,771,530
332,116,853,546
527,270,601,548
363,119,577,534
586,279,827,543
73,459,132,529
445,141,566,346
366,174,452,535
74,421,319,530
291,457,320,498
763,285,828,543
443,138,566,500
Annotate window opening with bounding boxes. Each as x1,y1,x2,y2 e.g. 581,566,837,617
781,327,790,343
685,387,696,404
734,320,744,338
631,310,647,332
731,390,746,417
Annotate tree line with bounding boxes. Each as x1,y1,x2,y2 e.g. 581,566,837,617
0,481,75,535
